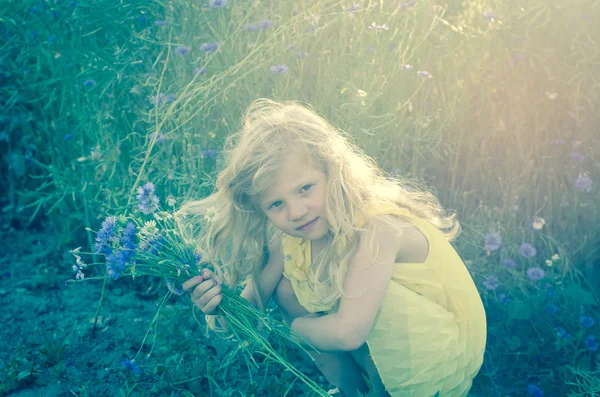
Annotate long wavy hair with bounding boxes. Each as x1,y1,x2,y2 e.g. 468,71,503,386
176,98,460,330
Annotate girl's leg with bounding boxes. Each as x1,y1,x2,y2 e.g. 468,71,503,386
273,276,370,397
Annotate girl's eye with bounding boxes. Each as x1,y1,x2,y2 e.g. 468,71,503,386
269,185,312,210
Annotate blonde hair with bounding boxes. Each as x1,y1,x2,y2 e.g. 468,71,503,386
176,98,460,331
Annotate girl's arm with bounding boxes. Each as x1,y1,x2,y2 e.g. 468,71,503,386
212,231,286,330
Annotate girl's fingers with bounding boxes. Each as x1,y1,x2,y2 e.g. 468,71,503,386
182,276,203,292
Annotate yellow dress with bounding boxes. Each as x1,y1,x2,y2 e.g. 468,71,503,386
281,203,487,397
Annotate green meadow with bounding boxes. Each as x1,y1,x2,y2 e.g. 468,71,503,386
0,0,598,395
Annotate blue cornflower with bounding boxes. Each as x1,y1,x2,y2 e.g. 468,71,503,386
526,267,545,281
94,216,117,254
106,249,128,280
257,19,274,30
399,0,418,9
200,149,218,159
417,71,432,79
483,11,498,21
519,243,537,258
580,316,596,329
484,232,502,251
544,303,558,315
175,46,191,56
270,65,288,75
64,133,73,141
570,152,584,163
483,275,499,291
242,23,258,31
136,182,160,215
527,384,543,397
83,79,95,87
154,20,170,26
121,222,136,248
120,359,142,374
209,0,227,8
194,67,208,75
502,259,516,269
575,173,592,192
498,293,511,304
544,283,555,296
149,93,177,107
200,42,219,53
585,335,598,351
48,34,57,43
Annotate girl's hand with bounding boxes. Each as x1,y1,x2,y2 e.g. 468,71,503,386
182,269,223,315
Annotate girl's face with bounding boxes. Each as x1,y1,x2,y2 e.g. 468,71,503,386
259,151,330,242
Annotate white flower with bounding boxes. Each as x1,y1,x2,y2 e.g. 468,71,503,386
166,194,177,207
545,260,552,267
532,217,546,230
140,220,158,236
552,254,560,261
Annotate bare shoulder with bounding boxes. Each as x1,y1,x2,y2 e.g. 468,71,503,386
371,213,429,264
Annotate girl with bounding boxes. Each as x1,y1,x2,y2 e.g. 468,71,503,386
179,98,487,397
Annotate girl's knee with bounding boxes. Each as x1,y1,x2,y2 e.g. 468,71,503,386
273,276,311,320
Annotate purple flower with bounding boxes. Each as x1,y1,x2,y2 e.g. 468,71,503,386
120,359,142,374
544,283,555,296
175,46,191,56
544,303,558,315
64,133,73,141
200,42,219,53
502,259,516,269
483,11,499,21
510,53,525,67
498,293,511,304
194,67,208,75
483,275,499,291
149,93,177,107
48,34,57,43
106,249,128,280
417,71,432,79
121,222,136,250
484,232,502,251
580,316,596,329
94,216,117,254
570,152,584,163
242,23,258,31
519,243,537,258
585,335,598,351
296,51,310,59
83,79,96,87
270,64,288,75
209,0,227,8
526,267,545,281
154,20,170,26
575,173,592,192
200,149,218,159
257,19,274,30
136,182,160,215
399,63,413,70
527,384,543,397
399,0,418,9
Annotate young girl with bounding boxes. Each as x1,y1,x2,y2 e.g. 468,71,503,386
179,98,487,397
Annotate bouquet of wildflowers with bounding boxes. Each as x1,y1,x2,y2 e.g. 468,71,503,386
67,182,330,396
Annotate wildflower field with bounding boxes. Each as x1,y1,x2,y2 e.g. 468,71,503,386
1,0,599,396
